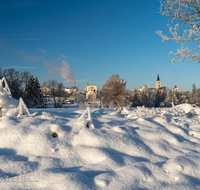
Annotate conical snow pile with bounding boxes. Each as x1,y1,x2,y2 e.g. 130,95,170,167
0,77,11,95
77,106,95,129
0,78,18,116
16,98,31,117
0,78,31,117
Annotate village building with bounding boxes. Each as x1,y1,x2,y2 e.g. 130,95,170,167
40,86,50,95
172,85,182,92
85,84,97,99
155,74,166,93
156,74,161,89
132,74,166,93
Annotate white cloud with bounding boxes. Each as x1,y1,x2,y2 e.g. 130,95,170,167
39,49,46,55
70,57,85,64
17,50,42,62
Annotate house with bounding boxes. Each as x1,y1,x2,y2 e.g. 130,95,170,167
85,84,97,99
65,88,72,94
40,86,50,95
172,85,182,92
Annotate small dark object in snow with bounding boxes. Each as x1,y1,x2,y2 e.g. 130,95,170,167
86,122,89,128
191,134,194,136
187,112,193,117
0,107,3,117
52,132,58,138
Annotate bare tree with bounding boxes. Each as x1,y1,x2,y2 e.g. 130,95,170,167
0,67,3,79
24,76,43,108
42,82,48,108
131,89,142,107
157,0,200,63
57,82,66,108
47,79,59,108
196,88,200,105
97,89,103,108
3,68,23,99
192,83,197,104
164,89,179,106
184,90,193,104
101,75,129,109
21,70,32,90
72,87,85,104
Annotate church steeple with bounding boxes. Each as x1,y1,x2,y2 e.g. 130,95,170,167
156,73,161,89
157,73,160,81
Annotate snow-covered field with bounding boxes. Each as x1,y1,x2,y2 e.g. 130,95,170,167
1,104,200,189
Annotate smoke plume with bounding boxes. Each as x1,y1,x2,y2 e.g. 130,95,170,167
43,59,76,86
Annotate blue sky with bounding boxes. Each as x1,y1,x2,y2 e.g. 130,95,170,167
0,0,200,91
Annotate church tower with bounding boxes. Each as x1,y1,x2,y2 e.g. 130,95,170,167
156,74,161,89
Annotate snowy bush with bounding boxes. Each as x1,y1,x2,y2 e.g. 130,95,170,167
136,106,147,119
101,75,129,109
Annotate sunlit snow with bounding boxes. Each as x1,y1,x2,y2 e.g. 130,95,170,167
1,97,200,189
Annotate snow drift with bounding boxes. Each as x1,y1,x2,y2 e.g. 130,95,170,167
1,104,200,189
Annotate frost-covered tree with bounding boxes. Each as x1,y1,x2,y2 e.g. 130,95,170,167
175,90,182,103
140,89,156,107
97,89,103,108
24,76,35,107
140,92,147,107
3,68,23,99
164,89,179,106
0,68,41,101
196,88,200,105
191,83,200,105
25,76,43,108
191,83,197,104
47,79,59,108
21,70,32,90
47,79,68,108
184,90,193,103
71,86,78,102
131,89,142,107
180,94,187,103
56,82,66,108
154,90,162,107
102,75,128,108
57,82,65,97
34,77,44,108
147,91,156,107
0,67,3,79
157,0,200,63
42,81,49,108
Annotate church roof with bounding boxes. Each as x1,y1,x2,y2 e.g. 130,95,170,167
157,74,160,81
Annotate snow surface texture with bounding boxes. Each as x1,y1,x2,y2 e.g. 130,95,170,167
1,104,200,189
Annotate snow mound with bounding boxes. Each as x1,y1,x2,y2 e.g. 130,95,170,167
176,103,195,113
1,105,200,189
41,111,53,119
0,92,19,116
